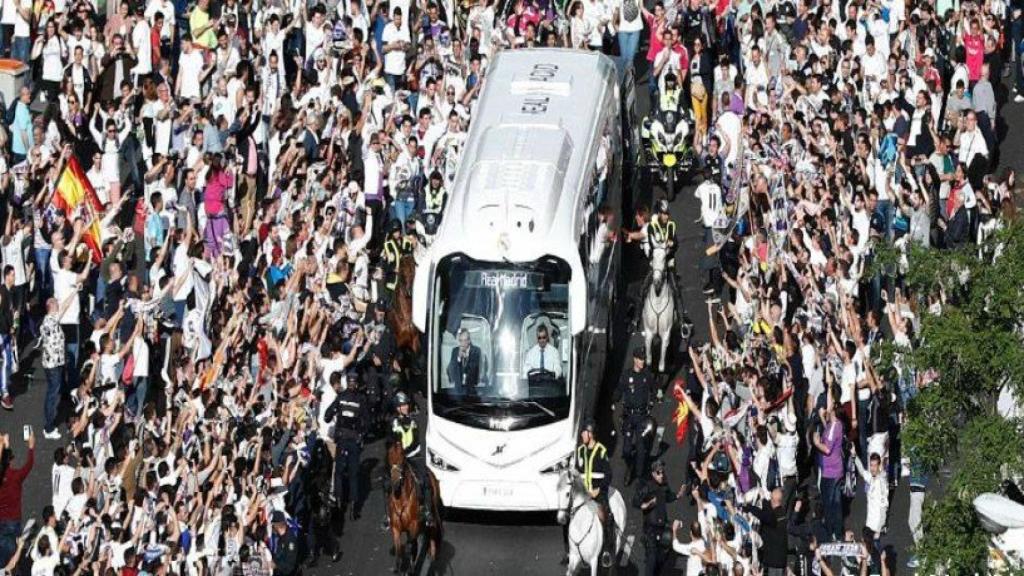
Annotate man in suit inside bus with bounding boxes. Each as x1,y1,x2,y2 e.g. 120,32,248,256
448,328,481,395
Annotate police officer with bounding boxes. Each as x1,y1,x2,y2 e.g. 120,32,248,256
614,347,655,485
626,200,683,323
363,297,398,429
421,170,448,223
632,460,686,576
324,372,369,520
658,71,683,113
575,420,616,568
381,220,409,290
391,392,436,526
271,511,299,576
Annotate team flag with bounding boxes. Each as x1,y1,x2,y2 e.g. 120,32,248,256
672,378,691,444
52,156,103,263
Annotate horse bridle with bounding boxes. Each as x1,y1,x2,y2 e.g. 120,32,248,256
563,483,595,561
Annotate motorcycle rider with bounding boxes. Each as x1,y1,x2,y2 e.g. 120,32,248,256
324,372,369,520
659,71,684,113
632,460,686,576
613,347,655,485
390,392,437,526
575,420,616,568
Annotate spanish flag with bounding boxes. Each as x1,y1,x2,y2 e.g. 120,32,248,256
672,378,691,444
52,156,103,263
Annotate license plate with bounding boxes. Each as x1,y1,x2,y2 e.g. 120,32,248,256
481,484,514,498
662,154,677,168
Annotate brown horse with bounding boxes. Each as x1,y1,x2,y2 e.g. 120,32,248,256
387,257,420,356
386,441,443,574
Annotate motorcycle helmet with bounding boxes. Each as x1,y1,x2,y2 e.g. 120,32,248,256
423,212,440,235
662,110,678,135
655,199,670,215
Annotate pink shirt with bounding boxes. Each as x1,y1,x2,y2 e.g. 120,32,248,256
963,33,984,81
204,170,235,216
644,13,666,62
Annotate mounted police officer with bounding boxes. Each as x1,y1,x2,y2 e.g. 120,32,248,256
626,199,684,325
632,460,685,576
324,372,369,520
614,347,655,485
575,420,616,568
381,220,413,291
390,392,436,527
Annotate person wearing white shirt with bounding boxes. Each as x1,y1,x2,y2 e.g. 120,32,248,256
51,449,75,517
955,111,989,171
671,520,711,576
381,10,411,89
521,325,562,378
130,10,153,77
854,452,890,539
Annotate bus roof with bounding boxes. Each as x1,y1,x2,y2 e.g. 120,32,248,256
432,49,618,263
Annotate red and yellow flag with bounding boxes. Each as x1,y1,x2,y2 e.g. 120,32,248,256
672,378,691,444
52,156,103,263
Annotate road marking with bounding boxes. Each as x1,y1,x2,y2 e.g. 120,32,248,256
620,534,635,567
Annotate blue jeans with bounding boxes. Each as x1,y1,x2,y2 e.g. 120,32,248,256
820,476,842,541
0,335,12,397
128,376,149,416
44,367,63,432
618,31,640,72
34,248,51,298
391,198,415,227
11,36,29,65
64,324,79,391
0,520,19,566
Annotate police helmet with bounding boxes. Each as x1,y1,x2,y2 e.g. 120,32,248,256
664,71,678,90
580,419,596,435
651,459,666,474
394,391,411,407
632,346,646,360
430,170,443,182
405,217,419,233
387,219,402,235
655,199,670,215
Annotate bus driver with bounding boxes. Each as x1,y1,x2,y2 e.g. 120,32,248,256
522,325,562,378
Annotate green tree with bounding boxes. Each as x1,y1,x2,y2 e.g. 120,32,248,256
893,221,1024,573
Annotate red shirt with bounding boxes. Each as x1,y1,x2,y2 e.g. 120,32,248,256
151,28,162,67
963,33,984,81
0,448,34,522
644,13,665,62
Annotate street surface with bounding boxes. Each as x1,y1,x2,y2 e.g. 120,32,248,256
4,57,1023,576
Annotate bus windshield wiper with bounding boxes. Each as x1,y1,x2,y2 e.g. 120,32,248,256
497,399,555,418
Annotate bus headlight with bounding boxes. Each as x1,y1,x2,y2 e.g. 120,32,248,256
428,448,460,472
540,453,573,475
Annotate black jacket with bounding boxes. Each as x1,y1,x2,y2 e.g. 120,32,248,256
447,344,481,391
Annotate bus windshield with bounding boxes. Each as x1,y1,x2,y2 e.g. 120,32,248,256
432,254,571,430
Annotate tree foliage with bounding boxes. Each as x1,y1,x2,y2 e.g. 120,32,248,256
893,221,1024,571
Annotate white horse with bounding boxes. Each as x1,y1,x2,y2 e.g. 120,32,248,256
556,470,627,576
642,245,674,373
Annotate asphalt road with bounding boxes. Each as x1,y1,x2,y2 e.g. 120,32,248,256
4,58,1023,576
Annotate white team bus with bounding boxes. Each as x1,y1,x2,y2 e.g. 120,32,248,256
411,49,633,511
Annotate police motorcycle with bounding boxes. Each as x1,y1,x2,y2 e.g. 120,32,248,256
641,72,695,202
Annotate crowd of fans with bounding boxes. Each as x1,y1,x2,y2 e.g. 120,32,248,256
0,0,1011,572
